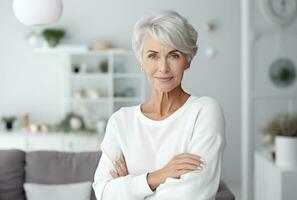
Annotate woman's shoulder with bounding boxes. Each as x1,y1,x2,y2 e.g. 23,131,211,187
190,95,223,110
191,95,225,133
109,104,138,121
188,95,225,121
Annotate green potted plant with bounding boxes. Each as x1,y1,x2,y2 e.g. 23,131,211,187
1,116,16,131
56,112,85,133
99,60,108,73
260,112,297,169
42,28,65,47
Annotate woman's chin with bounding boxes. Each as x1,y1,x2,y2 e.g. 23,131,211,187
153,85,177,93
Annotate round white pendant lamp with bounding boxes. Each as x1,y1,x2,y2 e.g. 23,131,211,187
13,0,63,26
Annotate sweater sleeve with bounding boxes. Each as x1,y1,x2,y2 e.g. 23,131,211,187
92,115,154,200
151,98,226,200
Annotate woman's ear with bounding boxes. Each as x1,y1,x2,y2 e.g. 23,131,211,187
185,62,190,69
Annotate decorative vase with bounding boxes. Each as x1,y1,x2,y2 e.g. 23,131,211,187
275,135,297,170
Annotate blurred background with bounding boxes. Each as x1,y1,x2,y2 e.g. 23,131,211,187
1,0,297,200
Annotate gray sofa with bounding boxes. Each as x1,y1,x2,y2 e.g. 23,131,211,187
0,150,235,200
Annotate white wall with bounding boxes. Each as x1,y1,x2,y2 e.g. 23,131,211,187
0,0,241,182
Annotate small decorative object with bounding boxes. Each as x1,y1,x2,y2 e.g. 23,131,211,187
20,113,30,130
204,22,216,32
13,0,63,26
269,58,296,87
114,91,124,97
124,87,135,97
90,41,112,50
27,122,48,133
39,124,48,132
1,116,16,131
57,112,86,132
99,60,108,73
41,28,65,47
205,47,216,58
72,64,81,74
29,123,39,133
260,112,297,169
70,117,82,131
73,90,85,101
26,29,43,47
86,89,100,100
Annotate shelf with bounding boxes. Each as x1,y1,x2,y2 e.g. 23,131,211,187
0,132,102,152
35,44,145,125
34,46,134,56
34,45,89,54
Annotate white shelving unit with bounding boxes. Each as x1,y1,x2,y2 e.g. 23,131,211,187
35,46,146,130
0,132,103,152
255,151,297,200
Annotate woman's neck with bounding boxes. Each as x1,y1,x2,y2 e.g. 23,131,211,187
142,85,190,118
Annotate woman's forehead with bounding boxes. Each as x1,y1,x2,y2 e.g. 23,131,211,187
143,36,176,53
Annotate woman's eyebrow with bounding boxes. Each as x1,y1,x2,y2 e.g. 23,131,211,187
146,50,158,54
168,50,181,54
146,50,181,54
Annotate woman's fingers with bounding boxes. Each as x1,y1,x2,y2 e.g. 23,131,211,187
175,163,203,171
174,153,206,167
111,154,128,178
164,153,206,179
115,160,126,176
176,153,204,163
176,157,205,167
118,155,129,174
110,170,119,178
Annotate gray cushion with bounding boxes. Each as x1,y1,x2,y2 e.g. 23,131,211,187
216,181,235,200
25,151,101,200
24,182,92,200
0,150,26,200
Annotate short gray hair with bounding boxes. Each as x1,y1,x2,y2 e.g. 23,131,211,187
132,10,198,63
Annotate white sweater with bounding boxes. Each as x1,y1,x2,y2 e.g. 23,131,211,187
92,95,226,200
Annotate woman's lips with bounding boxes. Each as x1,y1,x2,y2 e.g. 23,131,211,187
155,76,173,82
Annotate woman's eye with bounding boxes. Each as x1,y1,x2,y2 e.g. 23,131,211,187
148,54,158,59
169,54,179,59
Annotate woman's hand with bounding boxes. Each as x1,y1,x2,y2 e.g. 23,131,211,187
161,153,205,178
147,153,205,191
110,154,129,179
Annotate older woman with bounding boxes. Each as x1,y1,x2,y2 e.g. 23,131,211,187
92,10,225,200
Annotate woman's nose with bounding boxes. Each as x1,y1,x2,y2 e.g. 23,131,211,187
158,57,169,72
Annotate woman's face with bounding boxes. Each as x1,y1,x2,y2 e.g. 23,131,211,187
141,35,190,92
